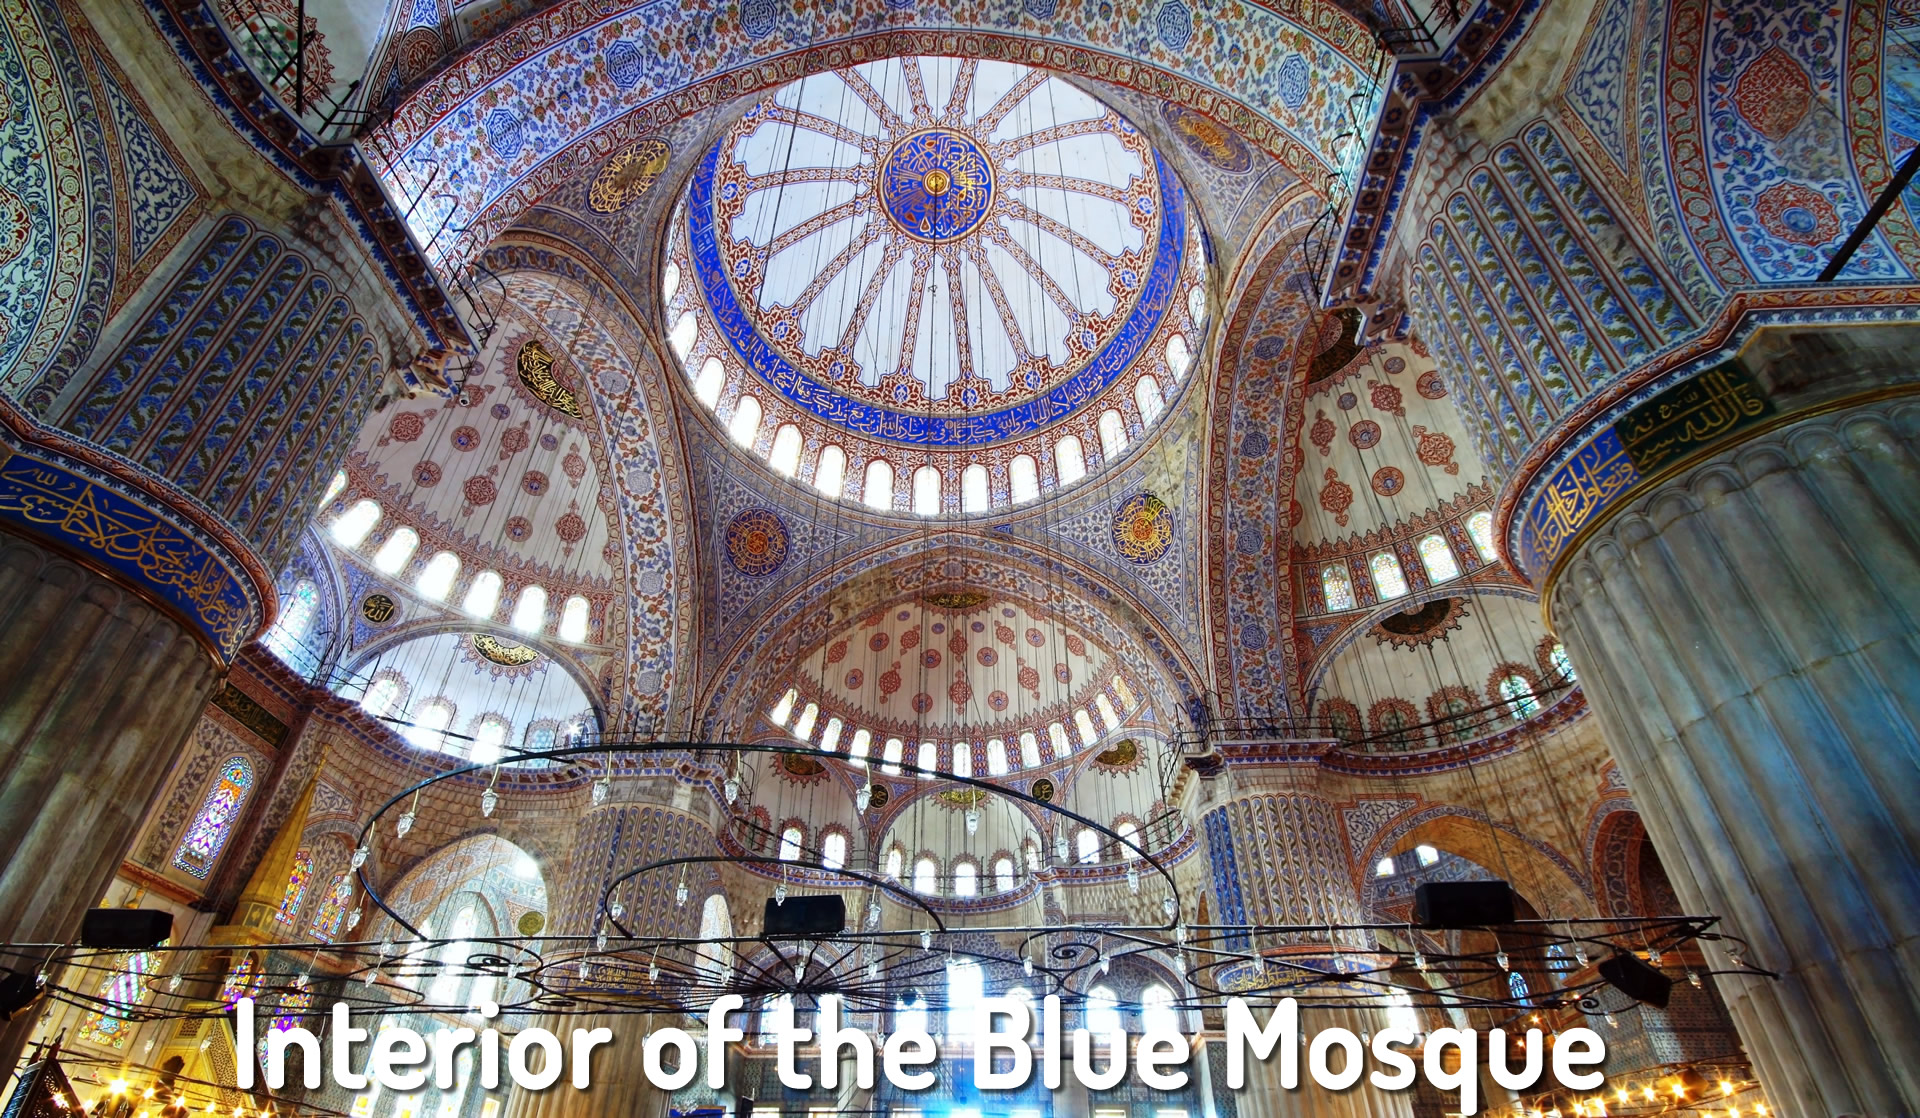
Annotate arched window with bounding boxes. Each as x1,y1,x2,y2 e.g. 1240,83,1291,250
884,846,904,880
1009,454,1040,503
697,894,732,978
821,831,847,871
1419,534,1460,583
769,688,798,726
1098,409,1127,461
75,948,158,1048
307,887,346,944
1019,731,1042,769
1322,564,1355,611
669,311,699,361
1076,828,1100,864
986,738,1009,776
1467,511,1499,563
1499,674,1541,718
662,260,682,304
511,584,547,632
471,716,509,764
272,851,313,927
265,579,320,665
815,444,847,496
1024,839,1042,873
372,527,419,575
1371,552,1409,600
173,758,253,878
694,357,726,407
728,395,762,448
791,702,819,741
559,596,591,642
847,728,872,765
1134,374,1165,425
1508,970,1531,1005
1094,694,1121,730
778,825,804,862
1075,709,1100,748
916,740,937,779
463,570,502,618
759,994,794,1046
417,551,460,601
1141,984,1179,1035
864,459,895,510
329,499,381,547
1549,643,1577,683
818,716,843,753
1116,821,1141,861
1416,844,1440,866
218,955,257,1007
913,856,938,895
953,861,978,897
962,464,990,512
1166,332,1193,380
319,470,347,509
994,856,1016,893
951,742,971,779
769,424,803,476
1086,986,1121,1036
1375,856,1395,877
1055,435,1086,485
1048,721,1072,756
912,465,942,516
1113,674,1136,708
947,959,984,1040
882,737,905,775
407,699,455,752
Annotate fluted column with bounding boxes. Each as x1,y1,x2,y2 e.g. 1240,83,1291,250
1549,395,1920,1117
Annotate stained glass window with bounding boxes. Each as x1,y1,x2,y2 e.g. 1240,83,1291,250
1371,552,1410,600
1322,564,1355,611
1467,511,1498,563
1507,970,1531,1005
268,988,315,1046
75,949,158,1048
273,850,313,928
1419,534,1461,583
1550,643,1577,683
173,757,254,878
1499,674,1541,718
218,954,257,1008
266,580,319,665
778,826,803,861
308,885,346,944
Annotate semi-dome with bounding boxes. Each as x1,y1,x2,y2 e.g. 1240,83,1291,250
663,56,1209,515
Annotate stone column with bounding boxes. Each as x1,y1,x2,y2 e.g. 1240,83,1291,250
1549,394,1920,1117
1195,747,1413,1118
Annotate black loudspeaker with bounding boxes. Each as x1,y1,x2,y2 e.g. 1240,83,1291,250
0,970,43,1020
761,895,845,937
1599,952,1673,1008
81,908,173,949
1413,880,1516,928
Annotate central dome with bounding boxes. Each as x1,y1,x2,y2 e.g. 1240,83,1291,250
664,56,1208,514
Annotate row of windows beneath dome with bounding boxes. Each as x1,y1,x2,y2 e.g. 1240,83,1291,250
1375,844,1442,876
321,483,592,642
768,678,1136,774
750,976,1187,1047
1320,512,1499,612
357,681,586,765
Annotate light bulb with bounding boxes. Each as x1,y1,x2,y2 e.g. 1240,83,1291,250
346,908,362,930
676,881,690,907
334,877,353,902
595,929,608,952
648,961,660,981
591,777,609,806
773,881,787,905
1688,970,1702,988
920,930,932,951
1496,950,1510,971
480,788,498,817
505,963,519,982
1176,924,1188,944
1647,947,1662,966
294,972,308,989
1099,951,1110,975
795,958,806,983
856,784,871,813
610,901,626,920
724,778,740,805
965,808,980,835
867,962,879,981
1604,1013,1617,1028
867,901,881,928
1024,955,1035,977
1574,944,1589,967
1162,895,1177,920
1127,864,1140,893
350,846,369,870
396,810,415,838
365,969,379,987
380,937,394,955
1728,954,1744,969
1414,953,1428,972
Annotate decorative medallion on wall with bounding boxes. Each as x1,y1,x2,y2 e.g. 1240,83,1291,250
1159,103,1253,173
360,593,396,624
937,785,989,809
923,590,990,611
588,138,670,214
867,783,891,810
1371,596,1470,650
1092,737,1141,772
517,340,583,419
777,752,828,782
1031,777,1056,802
724,508,789,576
1111,492,1174,563
1753,182,1840,246
881,129,995,240
517,911,546,936
474,633,540,666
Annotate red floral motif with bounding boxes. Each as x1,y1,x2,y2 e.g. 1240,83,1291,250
1417,371,1447,399
1755,183,1840,246
555,511,586,543
1309,410,1335,456
949,676,973,706
1371,466,1405,496
1367,379,1405,417
1319,467,1353,527
413,461,441,487
562,450,587,484
451,425,480,451
878,666,902,697
826,639,849,664
995,622,1016,645
1732,47,1812,142
844,669,863,689
388,412,425,442
0,187,31,266
868,632,890,652
988,690,1009,711
911,693,934,713
500,426,530,457
921,649,942,669
1017,663,1041,693
462,475,497,508
505,516,532,541
1064,633,1087,657
976,647,998,666
948,631,968,655
1410,425,1461,475
900,628,921,650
